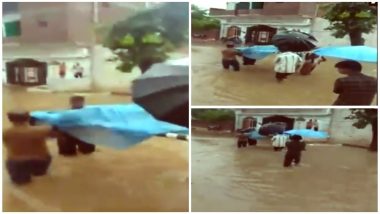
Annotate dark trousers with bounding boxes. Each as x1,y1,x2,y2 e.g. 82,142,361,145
314,127,319,131
273,147,284,151
222,59,240,71
74,72,83,78
6,156,52,185
283,152,301,167
58,133,95,156
237,140,247,148
243,57,256,65
276,73,291,81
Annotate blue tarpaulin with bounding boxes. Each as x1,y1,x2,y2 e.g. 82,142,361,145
284,129,329,139
31,104,189,149
236,45,278,60
247,130,266,140
313,46,377,63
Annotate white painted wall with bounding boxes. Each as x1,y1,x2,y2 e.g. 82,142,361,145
329,109,372,146
235,113,331,132
311,17,377,48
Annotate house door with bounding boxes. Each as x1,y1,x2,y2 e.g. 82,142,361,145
258,31,270,43
242,117,257,129
227,26,241,38
23,67,39,83
262,115,295,130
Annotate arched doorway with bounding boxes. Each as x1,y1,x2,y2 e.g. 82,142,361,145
242,116,257,129
226,26,241,38
262,115,295,130
245,25,277,45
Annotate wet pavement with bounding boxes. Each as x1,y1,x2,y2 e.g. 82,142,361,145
191,135,377,212
2,87,189,211
191,44,377,106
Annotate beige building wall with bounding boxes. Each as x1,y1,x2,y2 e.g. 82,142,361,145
329,109,372,146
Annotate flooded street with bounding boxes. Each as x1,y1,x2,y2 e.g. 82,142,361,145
191,44,377,106
2,87,188,211
191,135,377,212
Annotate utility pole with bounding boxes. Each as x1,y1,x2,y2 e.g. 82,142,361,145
89,2,99,91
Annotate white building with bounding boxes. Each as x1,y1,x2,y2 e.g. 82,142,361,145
235,109,373,145
211,2,377,48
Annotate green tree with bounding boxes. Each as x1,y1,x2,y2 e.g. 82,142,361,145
191,5,220,32
192,109,235,122
323,3,377,45
345,109,377,151
106,2,188,73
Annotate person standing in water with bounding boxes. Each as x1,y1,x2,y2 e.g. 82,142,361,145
3,110,57,184
57,96,96,156
273,51,303,82
59,62,66,79
306,119,313,129
271,133,288,151
221,42,242,72
333,60,377,105
313,119,319,131
283,134,306,167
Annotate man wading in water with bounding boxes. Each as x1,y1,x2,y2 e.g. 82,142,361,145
221,42,242,72
283,134,306,167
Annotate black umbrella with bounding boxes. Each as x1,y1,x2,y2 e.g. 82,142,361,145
258,122,286,136
132,62,189,128
272,31,318,52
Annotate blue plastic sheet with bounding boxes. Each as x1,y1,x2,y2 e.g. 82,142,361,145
247,130,266,140
236,45,278,60
313,46,377,63
284,129,329,139
31,104,188,149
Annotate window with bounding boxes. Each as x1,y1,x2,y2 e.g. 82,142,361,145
235,2,250,10
3,21,21,37
24,67,38,83
251,2,264,9
258,31,269,43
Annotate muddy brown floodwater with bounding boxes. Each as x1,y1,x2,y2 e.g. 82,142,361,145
191,44,377,106
191,136,377,212
2,87,188,211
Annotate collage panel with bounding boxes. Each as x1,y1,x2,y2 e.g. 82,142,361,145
3,2,189,212
191,108,377,212
191,2,377,106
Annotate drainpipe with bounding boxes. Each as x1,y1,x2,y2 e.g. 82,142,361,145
93,2,99,23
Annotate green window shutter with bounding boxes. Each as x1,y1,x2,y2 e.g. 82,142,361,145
4,21,21,37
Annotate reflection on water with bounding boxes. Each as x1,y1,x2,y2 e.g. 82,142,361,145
192,137,377,212
3,87,188,211
191,44,377,106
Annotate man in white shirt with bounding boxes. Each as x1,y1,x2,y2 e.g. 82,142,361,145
274,52,303,82
271,133,289,151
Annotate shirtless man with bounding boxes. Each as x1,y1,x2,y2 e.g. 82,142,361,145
3,110,56,185
221,42,242,71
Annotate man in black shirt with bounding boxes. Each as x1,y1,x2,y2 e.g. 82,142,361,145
333,60,377,105
283,135,306,167
57,96,96,156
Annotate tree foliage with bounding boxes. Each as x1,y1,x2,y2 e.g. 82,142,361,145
345,109,377,129
323,3,377,45
106,2,189,73
191,5,221,31
192,109,235,122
